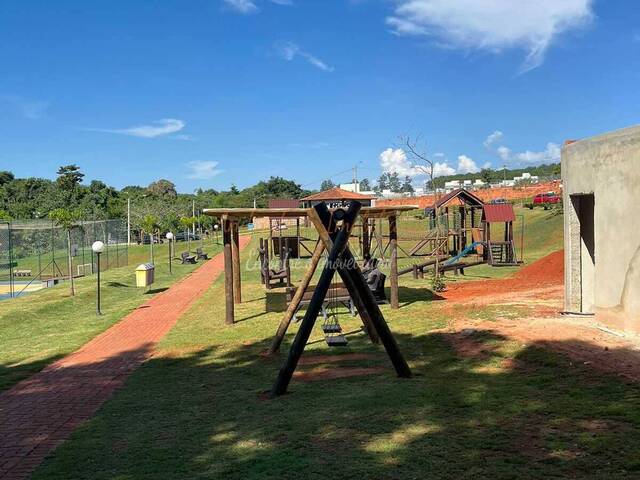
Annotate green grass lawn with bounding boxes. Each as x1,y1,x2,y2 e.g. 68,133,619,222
31,215,640,479
0,240,222,392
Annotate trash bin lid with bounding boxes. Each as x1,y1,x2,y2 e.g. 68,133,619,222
136,263,155,270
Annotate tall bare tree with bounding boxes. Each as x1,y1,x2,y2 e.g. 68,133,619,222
400,135,445,283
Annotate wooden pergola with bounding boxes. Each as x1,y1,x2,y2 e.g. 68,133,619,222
203,205,417,325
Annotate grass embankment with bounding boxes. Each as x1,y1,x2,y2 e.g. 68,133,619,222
33,210,640,479
0,240,222,392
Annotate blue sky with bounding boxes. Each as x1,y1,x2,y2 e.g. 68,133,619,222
0,0,638,192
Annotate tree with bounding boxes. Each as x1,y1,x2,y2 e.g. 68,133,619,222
359,178,371,191
147,179,177,198
56,165,84,191
140,214,159,263
388,172,402,193
56,165,84,207
320,179,335,191
0,171,14,186
229,184,240,195
48,208,80,296
480,168,494,185
0,210,11,221
401,176,414,193
375,174,388,194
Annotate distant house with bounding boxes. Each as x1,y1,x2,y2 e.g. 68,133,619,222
338,182,376,196
300,187,375,208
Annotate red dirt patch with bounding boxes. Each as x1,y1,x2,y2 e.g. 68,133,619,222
441,250,564,303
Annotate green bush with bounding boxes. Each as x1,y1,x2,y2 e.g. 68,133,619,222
431,274,446,292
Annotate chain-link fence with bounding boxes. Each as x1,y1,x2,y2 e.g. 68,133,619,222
0,219,128,300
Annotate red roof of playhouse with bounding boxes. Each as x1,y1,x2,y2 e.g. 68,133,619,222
482,204,516,223
268,199,300,209
301,187,375,201
434,188,484,209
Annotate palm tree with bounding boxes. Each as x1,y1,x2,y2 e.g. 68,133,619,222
49,208,79,296
140,214,159,263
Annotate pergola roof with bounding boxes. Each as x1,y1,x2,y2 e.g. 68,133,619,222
301,187,375,201
203,205,418,219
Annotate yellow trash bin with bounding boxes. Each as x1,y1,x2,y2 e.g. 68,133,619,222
135,263,155,287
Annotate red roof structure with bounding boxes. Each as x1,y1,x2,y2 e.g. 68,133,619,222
301,187,375,202
434,188,484,209
482,204,516,223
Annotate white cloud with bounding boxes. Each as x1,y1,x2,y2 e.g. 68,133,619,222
386,0,594,72
483,130,504,148
0,95,49,120
514,143,561,164
274,41,334,72
433,161,456,177
456,155,479,174
87,118,186,138
379,148,419,176
484,131,560,165
222,0,259,13
187,161,223,180
379,147,456,178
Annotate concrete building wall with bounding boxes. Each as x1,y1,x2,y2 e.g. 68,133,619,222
562,125,640,331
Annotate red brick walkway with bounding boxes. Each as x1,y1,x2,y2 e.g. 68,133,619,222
0,236,250,479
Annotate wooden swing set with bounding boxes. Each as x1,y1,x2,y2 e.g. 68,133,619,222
269,201,412,397
203,202,416,396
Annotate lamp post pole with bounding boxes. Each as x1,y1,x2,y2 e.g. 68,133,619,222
166,232,174,274
92,241,105,315
96,252,102,315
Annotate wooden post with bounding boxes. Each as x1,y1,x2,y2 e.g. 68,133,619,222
222,218,234,325
231,221,241,304
296,217,300,259
259,238,265,285
268,239,324,355
389,214,399,309
264,241,271,290
361,217,370,258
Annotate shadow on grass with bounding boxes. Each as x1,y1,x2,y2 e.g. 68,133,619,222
105,282,131,288
145,287,170,295
0,354,65,393
396,286,444,306
24,329,640,480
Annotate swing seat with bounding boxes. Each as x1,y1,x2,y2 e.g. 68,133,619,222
322,323,343,334
325,334,348,346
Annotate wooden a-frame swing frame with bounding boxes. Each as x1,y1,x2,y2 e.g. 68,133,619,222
269,200,412,397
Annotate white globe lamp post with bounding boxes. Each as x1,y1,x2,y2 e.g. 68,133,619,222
166,232,174,274
92,241,105,315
